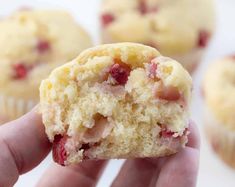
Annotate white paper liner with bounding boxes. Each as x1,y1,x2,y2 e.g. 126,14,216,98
0,94,37,122
204,105,235,168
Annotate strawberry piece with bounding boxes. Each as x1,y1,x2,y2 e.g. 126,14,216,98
155,86,181,101
160,128,175,138
138,0,158,15
155,85,181,101
198,30,210,48
12,63,29,80
138,0,148,14
101,13,115,27
148,62,158,79
109,61,131,85
36,39,51,53
52,135,68,166
83,114,110,143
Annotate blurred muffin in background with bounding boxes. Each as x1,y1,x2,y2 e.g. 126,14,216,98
203,55,235,168
99,0,215,73
0,9,92,122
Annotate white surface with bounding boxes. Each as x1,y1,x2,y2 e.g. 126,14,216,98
0,0,235,186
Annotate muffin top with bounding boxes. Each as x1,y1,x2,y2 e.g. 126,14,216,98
0,9,92,100
203,56,235,130
100,0,215,56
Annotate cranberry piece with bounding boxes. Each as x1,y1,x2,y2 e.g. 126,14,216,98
198,30,210,48
101,13,115,27
12,63,29,80
148,62,158,79
109,62,131,85
36,39,51,53
52,135,68,166
160,128,175,138
155,85,181,101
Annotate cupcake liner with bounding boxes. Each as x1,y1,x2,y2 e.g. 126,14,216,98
0,94,37,122
204,106,235,168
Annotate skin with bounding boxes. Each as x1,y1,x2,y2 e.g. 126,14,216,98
0,109,200,187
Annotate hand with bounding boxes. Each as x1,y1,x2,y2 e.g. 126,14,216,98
0,109,199,187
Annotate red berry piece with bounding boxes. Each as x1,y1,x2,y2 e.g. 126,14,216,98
101,13,115,27
12,63,29,80
109,61,131,85
138,0,148,15
155,85,181,101
160,128,175,138
148,62,158,79
138,0,158,15
198,30,210,48
36,39,51,53
52,135,68,166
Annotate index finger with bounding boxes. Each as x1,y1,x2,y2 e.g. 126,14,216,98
0,107,51,187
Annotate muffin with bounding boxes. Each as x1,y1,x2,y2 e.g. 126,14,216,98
0,10,92,121
40,43,192,166
100,0,215,73
203,56,235,168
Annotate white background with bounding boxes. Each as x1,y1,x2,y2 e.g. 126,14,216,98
0,0,235,186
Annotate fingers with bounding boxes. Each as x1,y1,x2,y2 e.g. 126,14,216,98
0,108,51,187
112,148,199,187
155,147,199,187
111,158,160,187
111,121,200,187
37,160,108,187
187,120,200,149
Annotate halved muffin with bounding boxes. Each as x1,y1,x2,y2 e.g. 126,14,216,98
40,43,192,166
